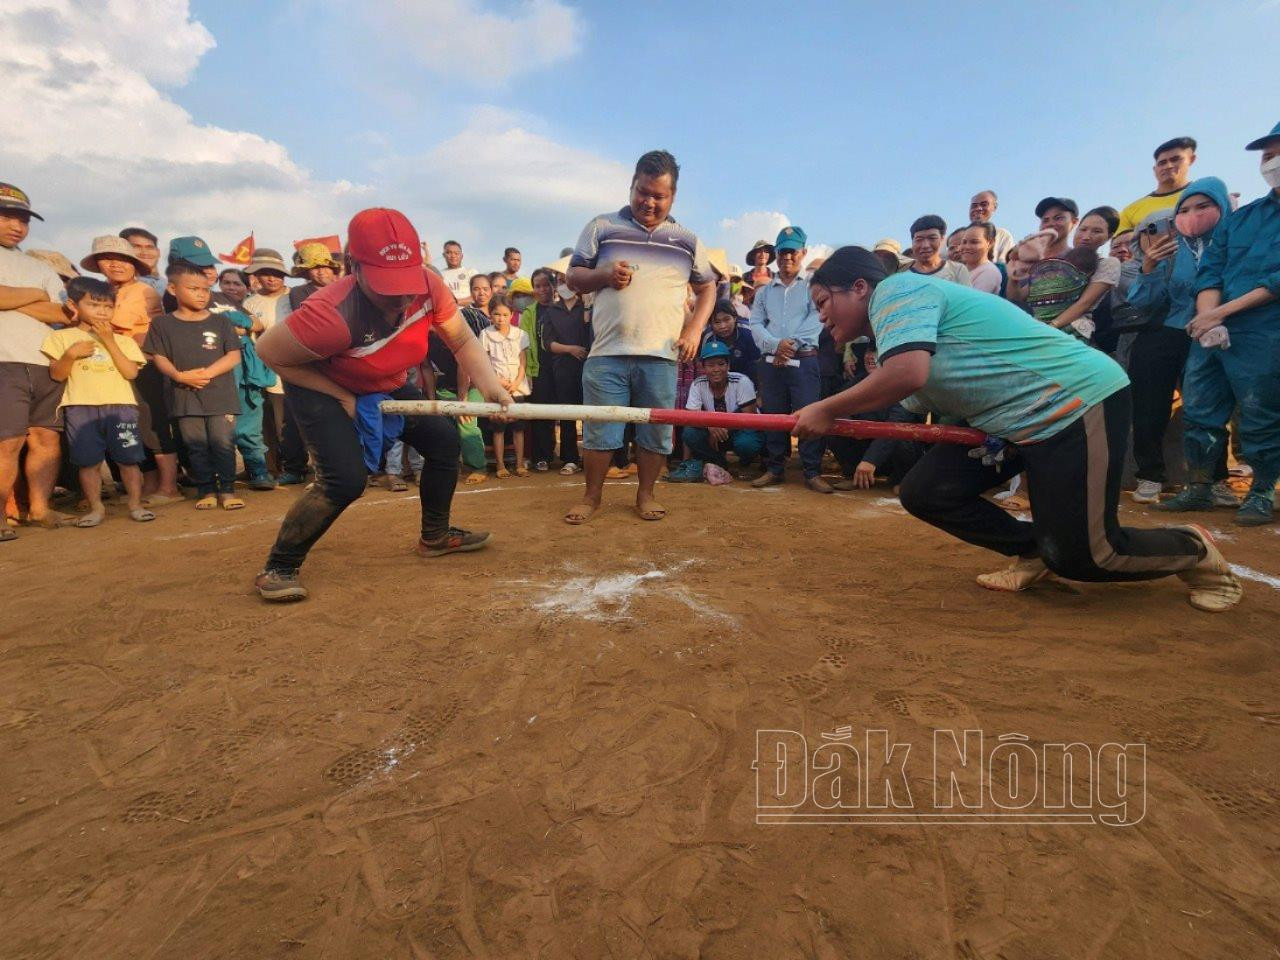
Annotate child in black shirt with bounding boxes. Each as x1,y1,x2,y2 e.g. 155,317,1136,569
143,263,242,509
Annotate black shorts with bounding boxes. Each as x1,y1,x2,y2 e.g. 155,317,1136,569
0,362,63,439
64,404,145,467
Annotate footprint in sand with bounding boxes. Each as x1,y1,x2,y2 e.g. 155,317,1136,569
783,652,848,702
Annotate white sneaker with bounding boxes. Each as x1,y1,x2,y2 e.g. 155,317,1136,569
1131,480,1162,504
1211,481,1240,509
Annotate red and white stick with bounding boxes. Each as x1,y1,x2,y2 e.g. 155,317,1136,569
380,399,987,446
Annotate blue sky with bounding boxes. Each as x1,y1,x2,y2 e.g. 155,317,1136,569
9,0,1279,273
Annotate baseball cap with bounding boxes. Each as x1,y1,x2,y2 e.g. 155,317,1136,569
347,207,426,296
1245,120,1280,151
0,182,43,221
1035,197,1079,218
168,235,218,268
775,225,808,252
700,339,732,362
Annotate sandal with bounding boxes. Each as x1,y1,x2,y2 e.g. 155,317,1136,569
74,511,105,528
564,501,599,525
515,466,529,477
219,495,246,511
495,467,511,479
387,476,409,492
463,471,486,485
28,510,78,529
605,466,629,480
560,462,581,475
0,527,16,542
130,508,157,523
195,495,218,510
636,498,667,522
143,493,181,506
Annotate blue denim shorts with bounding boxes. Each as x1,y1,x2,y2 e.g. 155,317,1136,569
581,355,677,454
64,404,144,467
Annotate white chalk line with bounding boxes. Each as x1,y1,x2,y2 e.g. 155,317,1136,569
1230,564,1280,591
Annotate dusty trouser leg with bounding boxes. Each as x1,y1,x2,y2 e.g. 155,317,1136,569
264,385,368,572
394,382,460,540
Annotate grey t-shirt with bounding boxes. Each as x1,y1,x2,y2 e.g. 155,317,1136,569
143,313,240,416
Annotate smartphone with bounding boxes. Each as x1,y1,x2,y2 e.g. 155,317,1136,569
1143,216,1173,238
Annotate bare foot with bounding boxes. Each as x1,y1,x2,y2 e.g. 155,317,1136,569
564,499,600,525
636,492,667,521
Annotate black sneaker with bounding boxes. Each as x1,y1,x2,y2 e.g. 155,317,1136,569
415,528,491,558
254,568,308,602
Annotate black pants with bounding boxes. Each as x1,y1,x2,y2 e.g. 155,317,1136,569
265,393,309,477
897,389,1203,582
550,357,583,465
529,371,556,464
1128,326,1190,484
819,373,862,476
265,382,460,572
176,414,237,495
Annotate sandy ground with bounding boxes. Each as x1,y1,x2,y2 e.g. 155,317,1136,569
2,466,1279,959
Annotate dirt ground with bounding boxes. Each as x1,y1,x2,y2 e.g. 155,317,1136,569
2,466,1279,959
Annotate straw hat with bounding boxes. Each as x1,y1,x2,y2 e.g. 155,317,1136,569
706,247,732,280
26,249,79,281
244,247,289,275
80,235,150,275
544,254,571,275
873,237,912,268
292,241,340,277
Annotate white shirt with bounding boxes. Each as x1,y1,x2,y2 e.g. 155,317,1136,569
441,267,476,302
0,246,66,365
911,260,972,287
243,291,292,394
990,226,1016,264
686,372,755,413
481,325,531,396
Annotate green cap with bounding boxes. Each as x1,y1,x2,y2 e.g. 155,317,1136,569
774,225,807,252
168,235,217,268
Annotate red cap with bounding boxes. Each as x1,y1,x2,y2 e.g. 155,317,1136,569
346,207,426,296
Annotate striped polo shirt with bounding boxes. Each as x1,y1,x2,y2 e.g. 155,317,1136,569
570,206,714,361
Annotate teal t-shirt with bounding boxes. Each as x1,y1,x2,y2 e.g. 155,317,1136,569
870,273,1129,444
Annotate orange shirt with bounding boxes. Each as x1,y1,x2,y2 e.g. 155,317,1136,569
111,279,160,339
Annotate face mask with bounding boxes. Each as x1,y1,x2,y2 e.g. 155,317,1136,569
1175,203,1220,238
557,283,574,301
512,295,532,312
1263,155,1280,190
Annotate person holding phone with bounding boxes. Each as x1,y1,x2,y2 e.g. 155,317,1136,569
1127,182,1239,509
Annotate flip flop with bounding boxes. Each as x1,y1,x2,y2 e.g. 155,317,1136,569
495,468,511,479
195,495,218,510
515,467,529,477
29,510,78,529
463,472,486,485
219,495,246,511
74,512,105,528
0,527,17,542
130,508,157,523
636,500,667,522
564,501,599,525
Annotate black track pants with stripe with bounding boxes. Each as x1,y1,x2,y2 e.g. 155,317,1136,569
897,388,1204,582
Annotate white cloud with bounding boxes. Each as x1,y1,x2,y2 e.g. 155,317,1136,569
2,0,617,274
713,211,833,271
376,107,632,271
714,211,790,268
363,0,582,85
3,0,362,259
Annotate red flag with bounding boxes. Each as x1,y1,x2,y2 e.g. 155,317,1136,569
293,234,342,256
219,233,255,265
